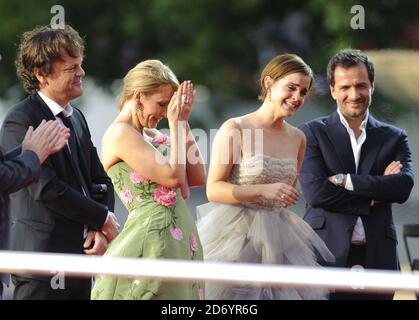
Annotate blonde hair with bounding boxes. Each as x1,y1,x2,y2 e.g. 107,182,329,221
118,60,179,110
258,53,314,101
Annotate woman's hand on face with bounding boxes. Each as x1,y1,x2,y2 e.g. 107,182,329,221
180,80,195,121
260,182,299,207
167,85,181,124
167,81,195,124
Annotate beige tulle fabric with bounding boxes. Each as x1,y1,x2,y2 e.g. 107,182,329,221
197,155,335,300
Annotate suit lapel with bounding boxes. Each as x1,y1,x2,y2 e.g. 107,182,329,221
33,94,90,194
33,94,75,163
358,115,383,174
69,110,92,197
32,94,58,121
325,112,357,173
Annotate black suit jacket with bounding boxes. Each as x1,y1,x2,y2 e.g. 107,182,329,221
298,111,414,270
0,147,40,283
0,93,114,274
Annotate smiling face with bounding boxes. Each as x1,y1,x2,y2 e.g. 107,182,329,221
267,72,311,117
330,63,374,121
137,83,175,128
36,51,85,106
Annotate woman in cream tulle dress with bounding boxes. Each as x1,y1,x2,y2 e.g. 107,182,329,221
197,54,335,300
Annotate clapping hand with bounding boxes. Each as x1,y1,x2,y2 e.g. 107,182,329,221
22,120,70,164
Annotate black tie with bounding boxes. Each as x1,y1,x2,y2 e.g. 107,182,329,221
57,112,90,196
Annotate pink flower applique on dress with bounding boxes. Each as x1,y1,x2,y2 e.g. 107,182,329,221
129,172,150,185
153,185,177,208
120,188,134,205
170,227,184,241
152,134,171,145
189,233,198,252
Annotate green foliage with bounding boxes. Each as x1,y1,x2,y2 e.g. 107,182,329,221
1,0,418,113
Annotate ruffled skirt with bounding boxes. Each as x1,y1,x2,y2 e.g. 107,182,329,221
197,202,335,300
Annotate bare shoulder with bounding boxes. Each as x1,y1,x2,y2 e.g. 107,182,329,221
106,122,142,141
102,123,147,170
286,123,306,146
220,117,242,131
102,122,145,156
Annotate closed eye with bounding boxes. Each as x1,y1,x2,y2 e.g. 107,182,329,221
63,64,81,73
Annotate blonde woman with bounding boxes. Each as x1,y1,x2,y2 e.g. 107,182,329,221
92,60,205,300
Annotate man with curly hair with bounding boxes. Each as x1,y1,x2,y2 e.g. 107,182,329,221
0,25,120,300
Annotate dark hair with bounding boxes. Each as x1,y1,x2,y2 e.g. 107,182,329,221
327,48,375,87
15,25,85,94
258,53,314,101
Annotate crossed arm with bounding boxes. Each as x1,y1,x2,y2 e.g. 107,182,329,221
349,131,414,203
298,124,414,216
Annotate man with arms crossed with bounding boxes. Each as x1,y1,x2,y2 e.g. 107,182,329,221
299,49,414,299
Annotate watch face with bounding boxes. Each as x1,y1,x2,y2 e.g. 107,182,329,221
336,174,344,185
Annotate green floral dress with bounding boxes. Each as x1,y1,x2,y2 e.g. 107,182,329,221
91,130,204,300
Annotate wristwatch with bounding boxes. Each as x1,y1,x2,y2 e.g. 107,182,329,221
333,173,346,187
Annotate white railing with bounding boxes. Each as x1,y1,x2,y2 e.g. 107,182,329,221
1,250,418,293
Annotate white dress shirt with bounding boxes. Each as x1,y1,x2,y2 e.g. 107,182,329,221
38,91,74,135
337,107,369,244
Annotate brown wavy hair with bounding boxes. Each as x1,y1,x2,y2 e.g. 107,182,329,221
258,53,314,101
15,25,85,94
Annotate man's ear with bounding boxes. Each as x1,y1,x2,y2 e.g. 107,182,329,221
371,82,375,94
330,85,337,100
34,68,48,88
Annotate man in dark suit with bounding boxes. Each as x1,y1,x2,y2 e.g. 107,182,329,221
0,120,69,299
299,49,414,300
0,25,120,300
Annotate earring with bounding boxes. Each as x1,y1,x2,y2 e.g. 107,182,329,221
131,104,142,130
134,96,144,111
267,89,272,102
135,100,143,112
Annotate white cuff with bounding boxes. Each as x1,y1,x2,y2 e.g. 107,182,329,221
104,211,112,225
344,174,354,191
